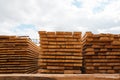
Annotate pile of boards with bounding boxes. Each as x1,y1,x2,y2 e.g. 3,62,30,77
0,36,39,73
82,32,120,73
0,31,120,74
38,31,82,74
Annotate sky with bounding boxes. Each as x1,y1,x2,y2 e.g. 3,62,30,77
0,0,120,39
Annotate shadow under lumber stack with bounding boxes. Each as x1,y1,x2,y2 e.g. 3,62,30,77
38,31,82,74
82,32,120,74
0,36,39,73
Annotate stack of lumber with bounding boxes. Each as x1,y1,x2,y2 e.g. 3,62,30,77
82,32,120,74
0,36,39,73
38,31,82,74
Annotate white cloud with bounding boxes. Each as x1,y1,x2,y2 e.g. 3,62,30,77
98,26,120,33
0,0,120,39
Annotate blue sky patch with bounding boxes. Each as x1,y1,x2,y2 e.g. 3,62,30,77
16,24,37,30
72,0,82,8
93,0,113,13
11,24,37,35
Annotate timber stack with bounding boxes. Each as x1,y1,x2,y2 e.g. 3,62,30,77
38,31,82,74
82,32,120,74
0,36,39,73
